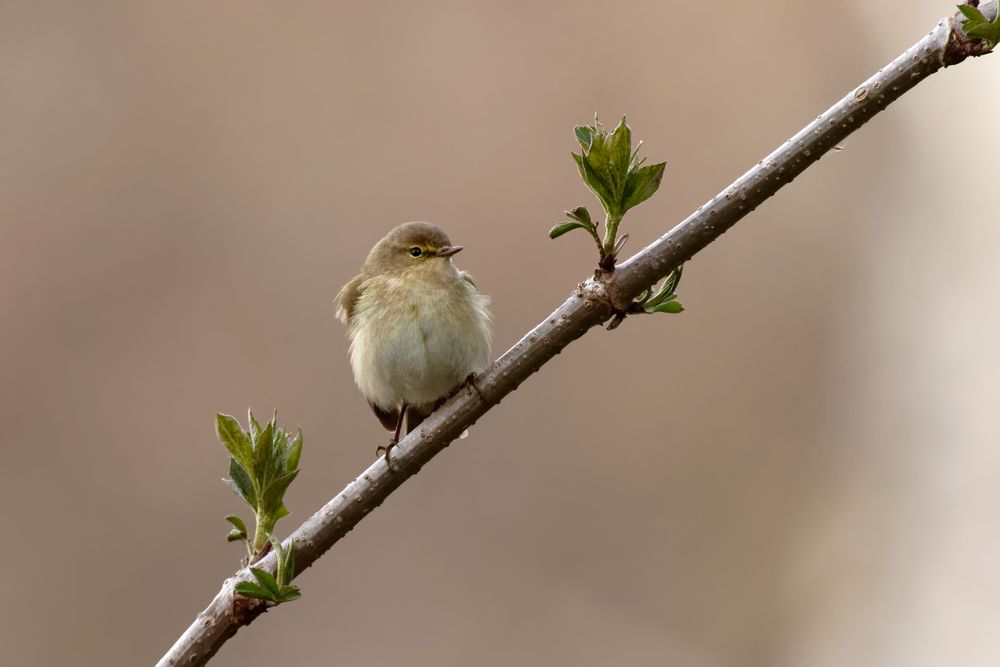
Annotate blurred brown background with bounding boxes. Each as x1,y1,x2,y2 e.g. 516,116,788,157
3,1,999,665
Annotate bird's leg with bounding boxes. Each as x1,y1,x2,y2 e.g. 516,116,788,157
392,403,408,446
440,372,482,402
376,402,408,467
464,372,483,397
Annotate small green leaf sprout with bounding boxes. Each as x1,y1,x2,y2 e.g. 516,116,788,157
550,115,667,272
218,409,302,563
958,3,1000,50
234,537,302,606
606,265,685,330
225,514,249,550
550,115,685,327
636,265,685,315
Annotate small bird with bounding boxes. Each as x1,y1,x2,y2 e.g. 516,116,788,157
335,222,491,464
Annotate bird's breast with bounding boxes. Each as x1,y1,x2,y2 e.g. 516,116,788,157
347,272,490,410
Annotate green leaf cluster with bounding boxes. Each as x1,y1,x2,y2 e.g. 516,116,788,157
549,206,604,255
235,537,302,606
225,514,249,545
637,265,685,315
958,4,1000,49
219,409,302,558
550,116,666,269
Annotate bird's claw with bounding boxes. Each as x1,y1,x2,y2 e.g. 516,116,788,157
462,372,486,400
375,441,398,470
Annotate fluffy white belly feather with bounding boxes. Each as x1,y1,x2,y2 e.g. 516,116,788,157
348,273,490,411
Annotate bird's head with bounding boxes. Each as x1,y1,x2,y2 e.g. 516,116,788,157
364,221,463,274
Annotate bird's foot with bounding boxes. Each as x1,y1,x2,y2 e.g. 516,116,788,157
463,372,487,401
375,440,398,470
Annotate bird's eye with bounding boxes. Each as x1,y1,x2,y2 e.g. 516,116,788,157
409,247,423,257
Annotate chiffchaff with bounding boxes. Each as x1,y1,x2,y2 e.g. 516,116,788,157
335,222,491,464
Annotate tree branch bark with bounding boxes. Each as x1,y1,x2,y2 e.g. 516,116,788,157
157,5,996,665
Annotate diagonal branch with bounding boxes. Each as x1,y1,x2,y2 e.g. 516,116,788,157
157,5,996,665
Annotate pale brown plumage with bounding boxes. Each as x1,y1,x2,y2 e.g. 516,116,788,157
335,222,491,460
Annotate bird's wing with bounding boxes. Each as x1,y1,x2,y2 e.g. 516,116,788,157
334,274,364,324
459,271,478,290
369,401,399,431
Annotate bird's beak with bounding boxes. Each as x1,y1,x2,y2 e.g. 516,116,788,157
437,245,463,257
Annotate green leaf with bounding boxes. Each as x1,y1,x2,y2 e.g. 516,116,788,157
224,478,244,504
234,581,275,601
227,529,247,542
270,536,285,566
645,300,685,314
568,115,668,241
276,586,302,603
575,118,631,209
644,266,684,309
623,162,666,212
565,206,593,226
629,139,645,169
281,539,296,585
238,559,301,605
643,290,672,309
607,118,632,186
273,502,290,524
270,536,297,587
253,418,276,484
260,506,290,538
226,459,257,507
643,292,673,309
258,506,290,539
285,429,303,472
966,22,1000,46
248,408,262,444
549,222,591,239
262,469,299,513
573,152,615,216
249,567,280,596
663,265,683,296
216,414,252,468
958,4,987,23
957,3,1000,47
225,515,248,535
272,426,287,470
584,136,625,209
270,538,286,581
